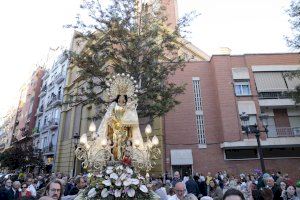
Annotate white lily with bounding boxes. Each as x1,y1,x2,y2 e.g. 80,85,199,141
107,166,114,170
126,167,133,175
106,168,113,174
101,188,109,198
123,178,132,187
131,178,139,185
114,189,121,197
127,188,135,197
120,173,127,181
140,185,148,193
115,179,122,186
102,179,111,186
110,173,118,180
116,165,124,171
87,188,97,198
96,173,103,178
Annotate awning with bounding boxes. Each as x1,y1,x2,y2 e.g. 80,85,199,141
237,101,257,115
232,68,250,80
284,77,300,90
254,72,287,92
171,149,193,165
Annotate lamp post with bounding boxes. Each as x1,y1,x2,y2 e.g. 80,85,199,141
72,133,80,177
240,112,268,173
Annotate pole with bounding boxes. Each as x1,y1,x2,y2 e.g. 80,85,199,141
255,133,266,173
72,145,77,177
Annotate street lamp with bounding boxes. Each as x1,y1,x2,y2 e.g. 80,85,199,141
72,133,80,177
240,112,268,173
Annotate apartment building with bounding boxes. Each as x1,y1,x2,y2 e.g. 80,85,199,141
12,68,45,144
32,52,69,172
164,53,300,179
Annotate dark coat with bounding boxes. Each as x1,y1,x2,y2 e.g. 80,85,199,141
186,179,200,197
198,181,207,196
0,187,13,200
68,186,79,196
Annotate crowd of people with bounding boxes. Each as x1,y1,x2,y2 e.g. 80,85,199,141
0,170,299,200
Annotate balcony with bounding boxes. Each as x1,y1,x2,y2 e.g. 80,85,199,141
46,95,62,110
55,73,65,84
31,127,40,137
39,85,47,98
49,118,59,130
35,106,44,117
42,72,49,80
48,82,55,91
52,95,62,107
268,126,300,138
42,145,56,155
258,92,296,107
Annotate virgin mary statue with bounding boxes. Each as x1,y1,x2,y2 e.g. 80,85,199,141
97,74,143,161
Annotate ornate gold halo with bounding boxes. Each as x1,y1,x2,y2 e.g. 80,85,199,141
102,73,139,102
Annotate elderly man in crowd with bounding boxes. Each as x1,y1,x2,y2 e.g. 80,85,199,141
168,182,186,200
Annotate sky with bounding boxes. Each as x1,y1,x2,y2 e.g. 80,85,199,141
0,0,295,122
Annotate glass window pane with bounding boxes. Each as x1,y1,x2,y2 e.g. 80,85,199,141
242,85,250,95
235,85,242,95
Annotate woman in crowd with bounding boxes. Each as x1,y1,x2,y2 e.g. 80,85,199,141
208,179,223,200
19,183,32,200
282,185,299,200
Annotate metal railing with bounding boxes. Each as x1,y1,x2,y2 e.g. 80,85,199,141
258,92,289,99
267,126,300,137
55,73,65,84
42,145,56,154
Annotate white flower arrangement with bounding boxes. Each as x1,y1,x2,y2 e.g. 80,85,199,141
82,164,154,199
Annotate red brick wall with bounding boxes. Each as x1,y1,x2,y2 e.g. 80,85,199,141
164,53,300,180
273,109,291,127
161,0,178,30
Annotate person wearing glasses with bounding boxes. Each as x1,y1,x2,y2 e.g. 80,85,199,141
168,182,186,200
41,180,63,200
19,183,32,200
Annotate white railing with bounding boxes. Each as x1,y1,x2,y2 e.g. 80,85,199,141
267,126,300,137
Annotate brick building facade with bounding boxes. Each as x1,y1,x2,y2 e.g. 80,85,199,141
164,53,300,179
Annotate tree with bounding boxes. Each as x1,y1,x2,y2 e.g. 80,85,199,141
65,0,197,120
0,139,44,170
285,0,300,102
287,0,300,49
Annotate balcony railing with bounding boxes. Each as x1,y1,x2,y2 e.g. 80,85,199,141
35,106,44,117
42,145,56,154
42,72,49,80
55,73,65,84
49,118,59,130
46,95,62,109
258,92,289,99
267,126,300,138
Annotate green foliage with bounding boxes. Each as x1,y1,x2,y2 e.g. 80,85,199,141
65,0,197,120
285,0,300,102
286,0,300,49
0,140,44,170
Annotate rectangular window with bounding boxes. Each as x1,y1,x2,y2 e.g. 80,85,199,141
196,115,206,144
192,79,203,111
234,82,251,96
192,77,206,144
225,149,258,159
43,137,48,148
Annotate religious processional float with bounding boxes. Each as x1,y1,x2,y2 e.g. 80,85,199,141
74,73,161,200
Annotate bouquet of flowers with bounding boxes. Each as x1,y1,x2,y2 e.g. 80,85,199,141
79,164,155,200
